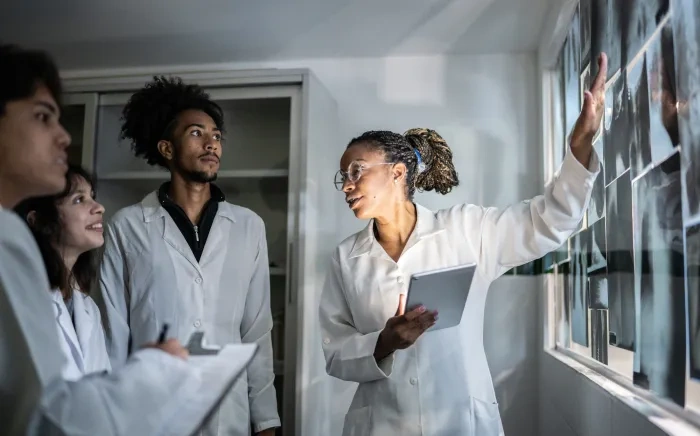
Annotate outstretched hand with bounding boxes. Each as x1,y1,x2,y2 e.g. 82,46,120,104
570,52,608,166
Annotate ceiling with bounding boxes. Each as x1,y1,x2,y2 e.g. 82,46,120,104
0,0,553,70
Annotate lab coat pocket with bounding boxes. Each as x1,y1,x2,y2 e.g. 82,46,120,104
342,406,371,436
470,396,502,436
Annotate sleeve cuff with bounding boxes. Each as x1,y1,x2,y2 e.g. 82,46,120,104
561,146,601,184
361,330,395,378
253,418,282,433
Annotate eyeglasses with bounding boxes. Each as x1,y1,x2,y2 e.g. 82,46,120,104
334,162,394,191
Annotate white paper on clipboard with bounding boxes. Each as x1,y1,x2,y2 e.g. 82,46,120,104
158,343,258,436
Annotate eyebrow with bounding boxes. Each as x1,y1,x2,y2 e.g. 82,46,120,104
339,159,369,171
341,159,367,169
36,100,59,115
184,123,221,132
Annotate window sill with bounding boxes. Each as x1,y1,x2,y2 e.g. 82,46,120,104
546,347,700,435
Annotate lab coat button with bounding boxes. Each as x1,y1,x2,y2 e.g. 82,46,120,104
323,337,330,345
410,377,417,385
397,277,404,284
195,277,202,284
194,319,202,328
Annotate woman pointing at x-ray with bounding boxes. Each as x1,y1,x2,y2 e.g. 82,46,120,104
320,53,608,436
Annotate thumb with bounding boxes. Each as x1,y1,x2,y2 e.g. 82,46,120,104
395,294,406,317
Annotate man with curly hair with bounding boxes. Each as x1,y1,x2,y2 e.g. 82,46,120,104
95,76,280,436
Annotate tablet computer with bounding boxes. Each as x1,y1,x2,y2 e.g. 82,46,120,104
405,263,477,332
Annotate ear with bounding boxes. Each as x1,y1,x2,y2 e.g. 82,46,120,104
157,140,174,162
26,210,37,227
392,162,407,183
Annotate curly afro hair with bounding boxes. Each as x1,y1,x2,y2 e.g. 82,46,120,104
120,76,225,168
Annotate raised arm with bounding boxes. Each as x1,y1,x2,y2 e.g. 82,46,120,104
454,149,598,280
94,221,132,367
456,53,608,280
240,218,280,434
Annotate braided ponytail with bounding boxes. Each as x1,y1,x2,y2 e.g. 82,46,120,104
347,128,459,198
404,128,459,194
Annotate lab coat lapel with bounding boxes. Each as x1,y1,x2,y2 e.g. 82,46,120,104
141,191,203,276
402,204,446,253
51,291,85,373
348,224,373,259
162,215,202,274
72,292,94,360
348,223,392,262
199,203,236,265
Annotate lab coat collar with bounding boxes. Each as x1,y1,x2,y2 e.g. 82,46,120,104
141,191,237,223
51,289,86,373
72,291,95,358
216,202,238,223
141,190,238,274
348,203,446,259
141,191,167,223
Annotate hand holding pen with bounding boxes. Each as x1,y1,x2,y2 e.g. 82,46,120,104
143,323,189,360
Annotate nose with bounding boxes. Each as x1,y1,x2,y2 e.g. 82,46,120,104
342,179,354,193
92,200,106,215
205,133,219,152
57,124,71,150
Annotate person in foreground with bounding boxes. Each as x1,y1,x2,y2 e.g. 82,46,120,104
95,77,279,436
0,44,239,435
319,52,608,436
15,165,112,380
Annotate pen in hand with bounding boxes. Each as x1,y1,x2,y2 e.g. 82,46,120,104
158,323,170,344
143,323,188,360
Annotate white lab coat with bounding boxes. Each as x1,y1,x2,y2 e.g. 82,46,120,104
50,288,111,380
319,150,600,436
95,192,280,435
0,206,239,435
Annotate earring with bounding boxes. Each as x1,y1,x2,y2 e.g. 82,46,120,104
394,179,398,184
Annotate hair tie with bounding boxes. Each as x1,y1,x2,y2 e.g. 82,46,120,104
414,149,427,173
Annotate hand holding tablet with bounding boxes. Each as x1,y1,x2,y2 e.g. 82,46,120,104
374,295,438,361
373,264,476,361
405,263,476,332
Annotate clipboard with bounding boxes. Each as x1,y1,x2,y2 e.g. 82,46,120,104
186,331,221,356
158,343,258,436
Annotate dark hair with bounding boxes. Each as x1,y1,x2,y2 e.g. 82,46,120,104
347,128,459,198
0,44,62,116
14,165,98,299
120,76,225,168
